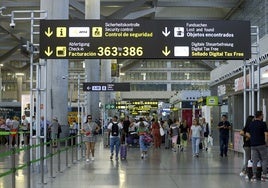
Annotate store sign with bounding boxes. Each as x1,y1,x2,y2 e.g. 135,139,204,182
206,96,219,106
40,20,251,59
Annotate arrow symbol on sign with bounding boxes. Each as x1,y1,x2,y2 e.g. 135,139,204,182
44,46,53,56
162,46,170,56
45,27,53,37
162,27,170,37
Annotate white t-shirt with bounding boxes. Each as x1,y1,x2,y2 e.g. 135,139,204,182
107,121,123,138
191,125,202,138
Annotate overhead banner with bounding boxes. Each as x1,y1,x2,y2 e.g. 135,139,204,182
83,82,130,92
40,20,251,59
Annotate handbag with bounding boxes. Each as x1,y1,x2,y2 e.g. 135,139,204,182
182,132,187,140
160,127,165,136
143,134,153,144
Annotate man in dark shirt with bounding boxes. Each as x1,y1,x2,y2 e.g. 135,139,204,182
246,111,268,181
218,115,231,157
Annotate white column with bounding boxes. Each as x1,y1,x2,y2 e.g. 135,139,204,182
85,0,101,120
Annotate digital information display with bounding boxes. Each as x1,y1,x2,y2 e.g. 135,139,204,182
40,20,251,59
83,82,130,92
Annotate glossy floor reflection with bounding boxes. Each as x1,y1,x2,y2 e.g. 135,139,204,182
1,137,268,188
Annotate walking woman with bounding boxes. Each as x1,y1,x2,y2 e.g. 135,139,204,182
82,115,100,162
239,115,254,177
137,118,150,159
179,119,189,152
151,118,161,149
189,118,202,157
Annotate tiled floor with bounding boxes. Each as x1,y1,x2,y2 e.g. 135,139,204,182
0,137,268,188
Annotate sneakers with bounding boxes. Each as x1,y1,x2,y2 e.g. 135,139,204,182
141,154,144,159
91,157,95,161
251,175,266,182
86,158,90,162
261,174,268,180
110,153,113,160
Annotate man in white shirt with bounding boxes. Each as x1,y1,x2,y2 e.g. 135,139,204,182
107,115,123,160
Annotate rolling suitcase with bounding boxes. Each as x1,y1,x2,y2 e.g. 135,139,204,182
120,144,127,160
120,137,127,160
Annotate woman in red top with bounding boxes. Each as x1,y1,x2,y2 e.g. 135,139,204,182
151,118,161,149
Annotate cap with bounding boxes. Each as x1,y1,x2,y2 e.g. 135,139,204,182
53,116,58,121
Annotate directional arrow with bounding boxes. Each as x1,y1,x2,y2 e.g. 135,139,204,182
162,46,170,56
44,46,53,56
45,27,53,37
162,27,170,37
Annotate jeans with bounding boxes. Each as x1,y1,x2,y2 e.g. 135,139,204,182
251,145,268,175
192,137,200,155
110,136,120,157
139,135,148,152
219,136,229,156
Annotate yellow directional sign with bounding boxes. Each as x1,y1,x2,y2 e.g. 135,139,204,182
40,20,251,59
56,46,67,57
45,46,53,56
45,27,53,37
162,46,171,56
56,27,67,37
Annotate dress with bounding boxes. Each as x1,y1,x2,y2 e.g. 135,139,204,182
151,122,161,148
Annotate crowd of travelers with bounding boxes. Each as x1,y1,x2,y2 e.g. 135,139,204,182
2,110,268,183
0,115,62,147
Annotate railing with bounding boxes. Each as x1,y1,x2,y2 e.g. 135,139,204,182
0,133,85,188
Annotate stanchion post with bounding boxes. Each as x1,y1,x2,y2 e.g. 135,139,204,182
27,145,31,188
65,139,69,168
11,147,16,188
57,139,62,173
40,138,47,184
71,135,74,163
49,141,55,178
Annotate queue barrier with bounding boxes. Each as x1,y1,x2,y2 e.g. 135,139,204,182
0,134,85,188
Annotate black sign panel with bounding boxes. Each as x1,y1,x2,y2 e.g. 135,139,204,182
40,20,251,59
83,82,130,92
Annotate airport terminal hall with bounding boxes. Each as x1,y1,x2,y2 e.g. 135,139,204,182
1,0,268,188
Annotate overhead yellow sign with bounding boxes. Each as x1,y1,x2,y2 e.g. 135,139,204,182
40,20,251,59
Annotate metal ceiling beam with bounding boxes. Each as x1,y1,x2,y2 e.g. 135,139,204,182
200,60,216,70
69,0,85,14
224,0,245,20
156,0,237,8
100,0,236,8
108,0,150,19
123,7,155,19
1,1,39,7
0,44,20,62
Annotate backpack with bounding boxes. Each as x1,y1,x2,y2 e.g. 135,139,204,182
204,123,209,137
111,123,119,136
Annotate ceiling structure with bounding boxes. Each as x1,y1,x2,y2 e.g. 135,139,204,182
0,0,244,73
